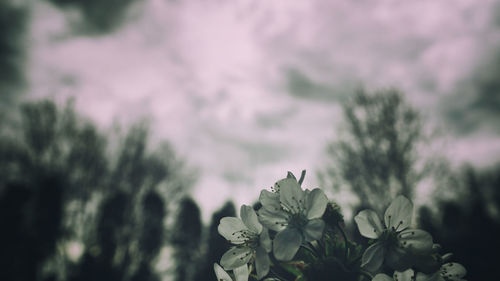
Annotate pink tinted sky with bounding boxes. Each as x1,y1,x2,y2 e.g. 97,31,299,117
27,0,500,220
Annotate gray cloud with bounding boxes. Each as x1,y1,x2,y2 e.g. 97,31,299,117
442,47,500,135
285,67,358,103
255,107,296,129
45,0,141,35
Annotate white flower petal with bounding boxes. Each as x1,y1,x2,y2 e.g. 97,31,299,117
354,210,384,239
259,190,281,212
384,195,413,232
221,247,252,270
361,241,385,272
305,188,328,219
218,217,248,244
394,269,415,281
257,208,288,232
214,263,233,281
273,227,302,261
398,229,433,254
240,205,262,234
441,263,466,280
303,218,325,242
255,246,270,280
278,178,305,214
259,228,272,253
373,273,393,281
234,264,249,281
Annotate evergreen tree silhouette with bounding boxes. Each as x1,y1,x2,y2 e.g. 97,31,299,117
418,164,500,281
0,172,64,281
0,99,191,281
194,201,236,281
131,191,166,281
171,197,202,281
0,0,27,108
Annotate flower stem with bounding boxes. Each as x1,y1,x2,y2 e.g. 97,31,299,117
301,244,319,258
298,170,306,185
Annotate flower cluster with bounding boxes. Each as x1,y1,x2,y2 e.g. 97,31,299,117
213,171,467,281
214,172,329,280
355,196,466,281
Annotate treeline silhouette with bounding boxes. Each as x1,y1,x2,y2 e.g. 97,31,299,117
319,89,500,281
418,164,500,280
1,95,499,281
0,99,235,281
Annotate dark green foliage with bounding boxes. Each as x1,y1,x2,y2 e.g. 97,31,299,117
0,99,190,281
69,125,178,281
0,100,108,202
0,173,64,281
195,201,236,281
319,89,423,211
140,191,166,261
271,207,365,281
172,197,202,281
418,164,500,281
0,0,27,106
45,0,140,34
71,190,166,281
0,100,106,281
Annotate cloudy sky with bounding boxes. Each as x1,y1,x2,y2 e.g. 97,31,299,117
5,0,500,220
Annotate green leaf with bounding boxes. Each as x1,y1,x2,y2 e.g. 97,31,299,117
281,262,304,277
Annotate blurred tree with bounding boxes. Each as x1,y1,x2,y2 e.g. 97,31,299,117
171,197,202,281
418,164,500,281
70,123,188,281
0,100,105,281
130,191,166,281
318,89,425,211
0,99,192,281
0,0,28,109
194,201,236,281
0,173,64,281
